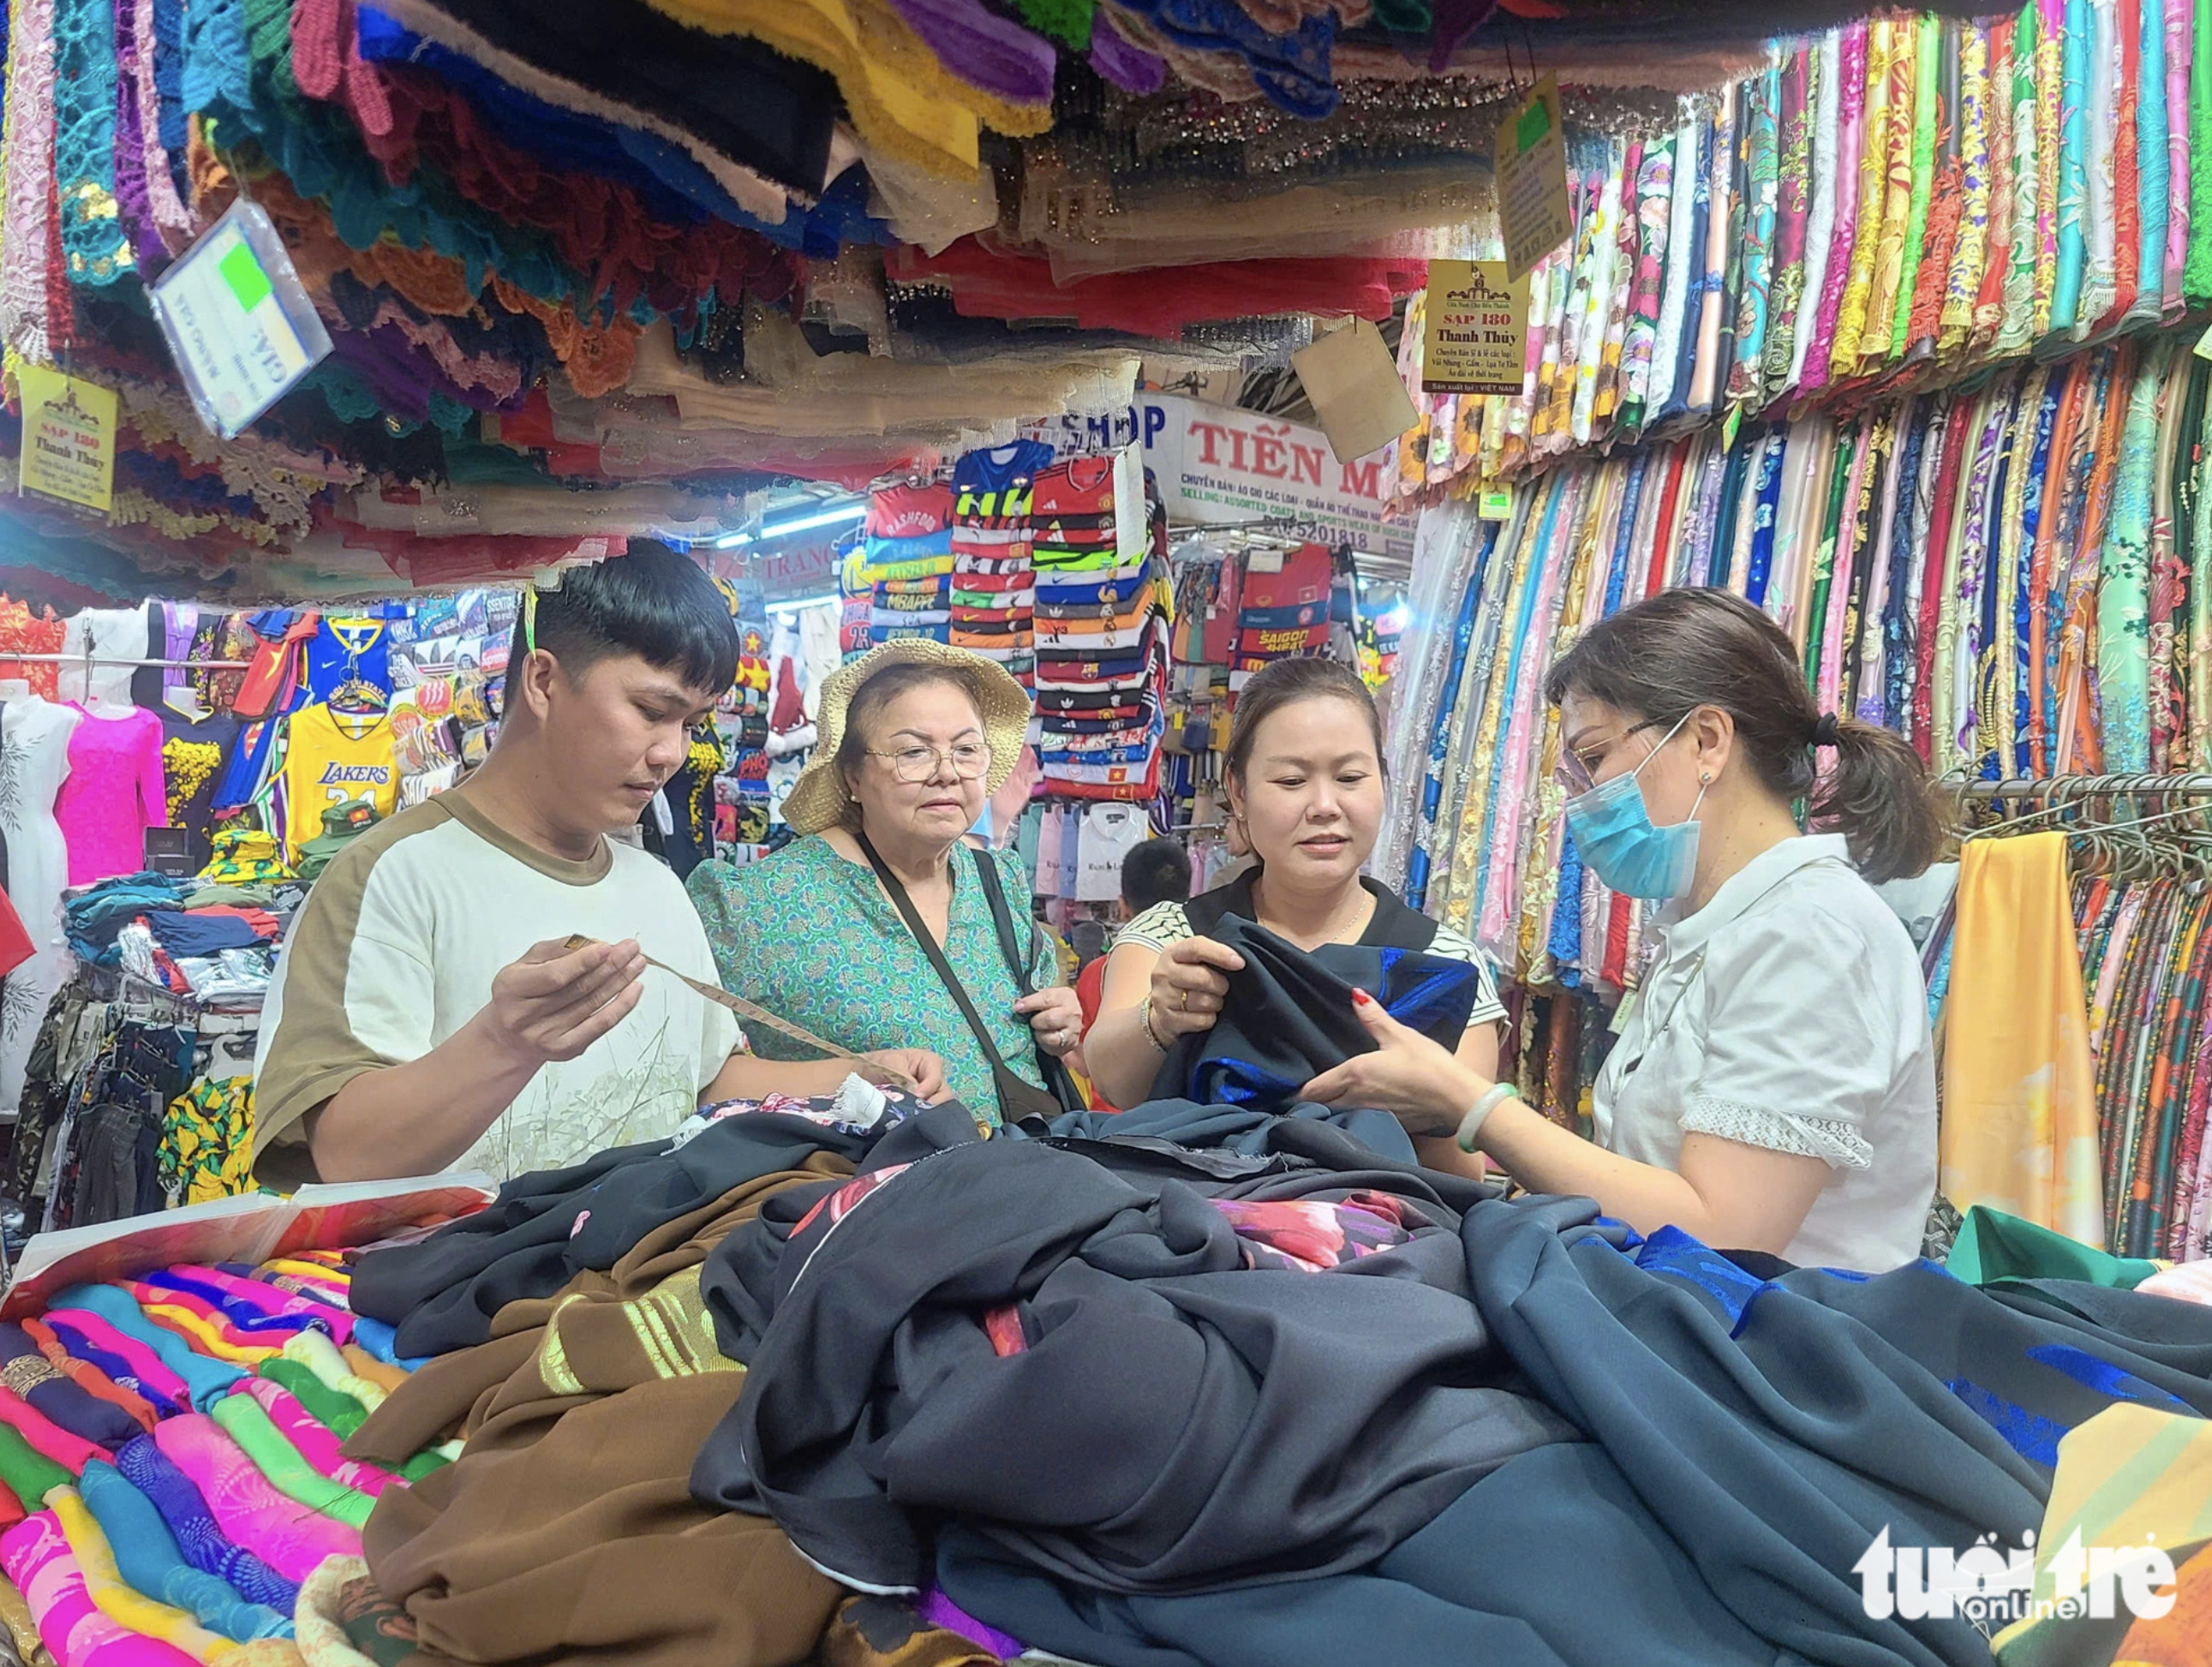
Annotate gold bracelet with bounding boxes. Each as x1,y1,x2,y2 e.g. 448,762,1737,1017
1136,995,1169,1053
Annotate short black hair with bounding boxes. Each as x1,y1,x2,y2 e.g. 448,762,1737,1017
517,543,738,694
1121,838,1192,913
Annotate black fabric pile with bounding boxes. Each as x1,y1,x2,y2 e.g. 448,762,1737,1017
350,927,2212,1667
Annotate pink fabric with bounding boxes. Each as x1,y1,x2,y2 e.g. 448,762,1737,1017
40,1311,192,1409
0,1512,197,1667
173,1267,354,1342
1803,22,1869,400
0,1391,102,1477
236,1382,395,1497
54,708,166,887
150,1416,359,1580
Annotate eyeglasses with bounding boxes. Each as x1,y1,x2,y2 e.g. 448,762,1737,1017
1556,718,1667,795
868,742,994,783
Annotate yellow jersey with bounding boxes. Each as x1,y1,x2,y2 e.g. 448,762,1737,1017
281,702,398,862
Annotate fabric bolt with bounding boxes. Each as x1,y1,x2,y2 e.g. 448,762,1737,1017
235,1387,393,1501
0,1510,196,1667
40,1314,191,1416
205,1397,374,1531
110,1437,300,1616
0,1327,143,1451
74,1461,290,1646
149,1418,358,1582
47,1291,242,1413
48,1485,243,1665
21,1323,160,1432
0,1395,104,1479
278,1336,383,1419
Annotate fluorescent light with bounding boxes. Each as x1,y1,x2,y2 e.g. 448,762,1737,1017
766,590,841,616
715,501,866,550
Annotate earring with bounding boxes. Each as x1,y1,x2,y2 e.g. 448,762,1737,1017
1700,772,1712,785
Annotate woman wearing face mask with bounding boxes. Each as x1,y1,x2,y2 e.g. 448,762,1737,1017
1304,589,1945,1271
1085,658,1507,1112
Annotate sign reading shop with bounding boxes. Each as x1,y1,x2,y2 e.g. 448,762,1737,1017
1025,393,1411,562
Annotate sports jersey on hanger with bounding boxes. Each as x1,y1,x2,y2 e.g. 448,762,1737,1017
280,703,398,863
866,483,954,541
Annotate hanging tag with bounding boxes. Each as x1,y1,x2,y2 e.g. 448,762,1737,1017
1721,403,1744,451
148,200,332,439
1421,260,1529,396
2196,325,2212,362
1495,74,1573,283
15,365,117,514
1478,485,1515,520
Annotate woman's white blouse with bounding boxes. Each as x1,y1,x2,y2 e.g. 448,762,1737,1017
1592,834,1939,1271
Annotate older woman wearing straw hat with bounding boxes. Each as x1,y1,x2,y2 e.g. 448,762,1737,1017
685,641,1084,1126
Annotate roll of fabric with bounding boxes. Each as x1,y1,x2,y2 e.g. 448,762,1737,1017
148,1419,360,1583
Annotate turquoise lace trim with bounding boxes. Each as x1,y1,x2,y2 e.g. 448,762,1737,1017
185,0,584,307
53,0,135,285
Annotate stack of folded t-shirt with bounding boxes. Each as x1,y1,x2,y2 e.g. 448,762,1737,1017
948,439,1055,690
1032,453,1169,802
858,484,957,647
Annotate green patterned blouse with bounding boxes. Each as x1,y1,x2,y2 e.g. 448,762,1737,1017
685,834,1052,1126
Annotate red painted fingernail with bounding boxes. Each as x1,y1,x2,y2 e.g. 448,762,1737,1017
1352,988,1375,1006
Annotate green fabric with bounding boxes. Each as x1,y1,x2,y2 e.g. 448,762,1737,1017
2191,0,2212,306
1947,1204,2161,1289
257,1360,364,1439
2097,348,2166,773
686,834,1056,1126
1803,430,1858,679
0,1425,70,1511
210,1394,376,1530
1889,14,1943,356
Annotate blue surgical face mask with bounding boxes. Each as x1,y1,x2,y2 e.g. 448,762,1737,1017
1563,713,1707,900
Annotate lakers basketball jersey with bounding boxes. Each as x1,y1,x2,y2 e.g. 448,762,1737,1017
281,702,398,861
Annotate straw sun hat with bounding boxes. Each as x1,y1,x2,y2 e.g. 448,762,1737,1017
780,639,1034,836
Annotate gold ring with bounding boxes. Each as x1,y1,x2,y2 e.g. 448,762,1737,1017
1176,989,1188,1012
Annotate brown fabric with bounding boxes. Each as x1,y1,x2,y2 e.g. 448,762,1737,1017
344,1160,850,1466
820,1597,1003,1667
354,1166,847,1667
363,1370,834,1667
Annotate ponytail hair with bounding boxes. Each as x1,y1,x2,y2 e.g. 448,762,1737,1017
1545,589,1945,884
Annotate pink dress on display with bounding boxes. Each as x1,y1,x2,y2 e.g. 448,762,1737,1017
54,707,167,886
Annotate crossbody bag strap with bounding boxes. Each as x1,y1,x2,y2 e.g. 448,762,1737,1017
970,845,1040,996
853,831,1024,1079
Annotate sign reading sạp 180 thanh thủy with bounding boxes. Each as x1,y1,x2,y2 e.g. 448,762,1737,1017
1022,393,1411,561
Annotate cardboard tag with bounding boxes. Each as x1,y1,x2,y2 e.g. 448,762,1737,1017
1421,260,1530,396
1289,319,1420,463
15,366,117,513
1496,74,1573,283
1478,485,1515,520
2196,325,2212,362
1722,403,1744,451
148,200,332,439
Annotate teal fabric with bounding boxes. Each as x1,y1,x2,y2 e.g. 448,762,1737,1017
77,1460,294,1641
687,835,1055,1126
2048,0,2089,336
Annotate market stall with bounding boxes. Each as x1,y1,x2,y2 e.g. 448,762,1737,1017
2,0,2211,1660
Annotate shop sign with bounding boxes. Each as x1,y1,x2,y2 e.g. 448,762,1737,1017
16,366,116,514
1023,394,1412,560
1495,74,1573,282
1420,260,1529,396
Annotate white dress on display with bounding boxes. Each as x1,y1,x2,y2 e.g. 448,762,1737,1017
0,696,81,1113
57,604,152,708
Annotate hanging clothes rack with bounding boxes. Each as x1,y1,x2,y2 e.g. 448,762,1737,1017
0,654,253,668
1955,774,2212,802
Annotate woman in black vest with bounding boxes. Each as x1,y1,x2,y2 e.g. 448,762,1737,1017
1085,658,1506,1110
